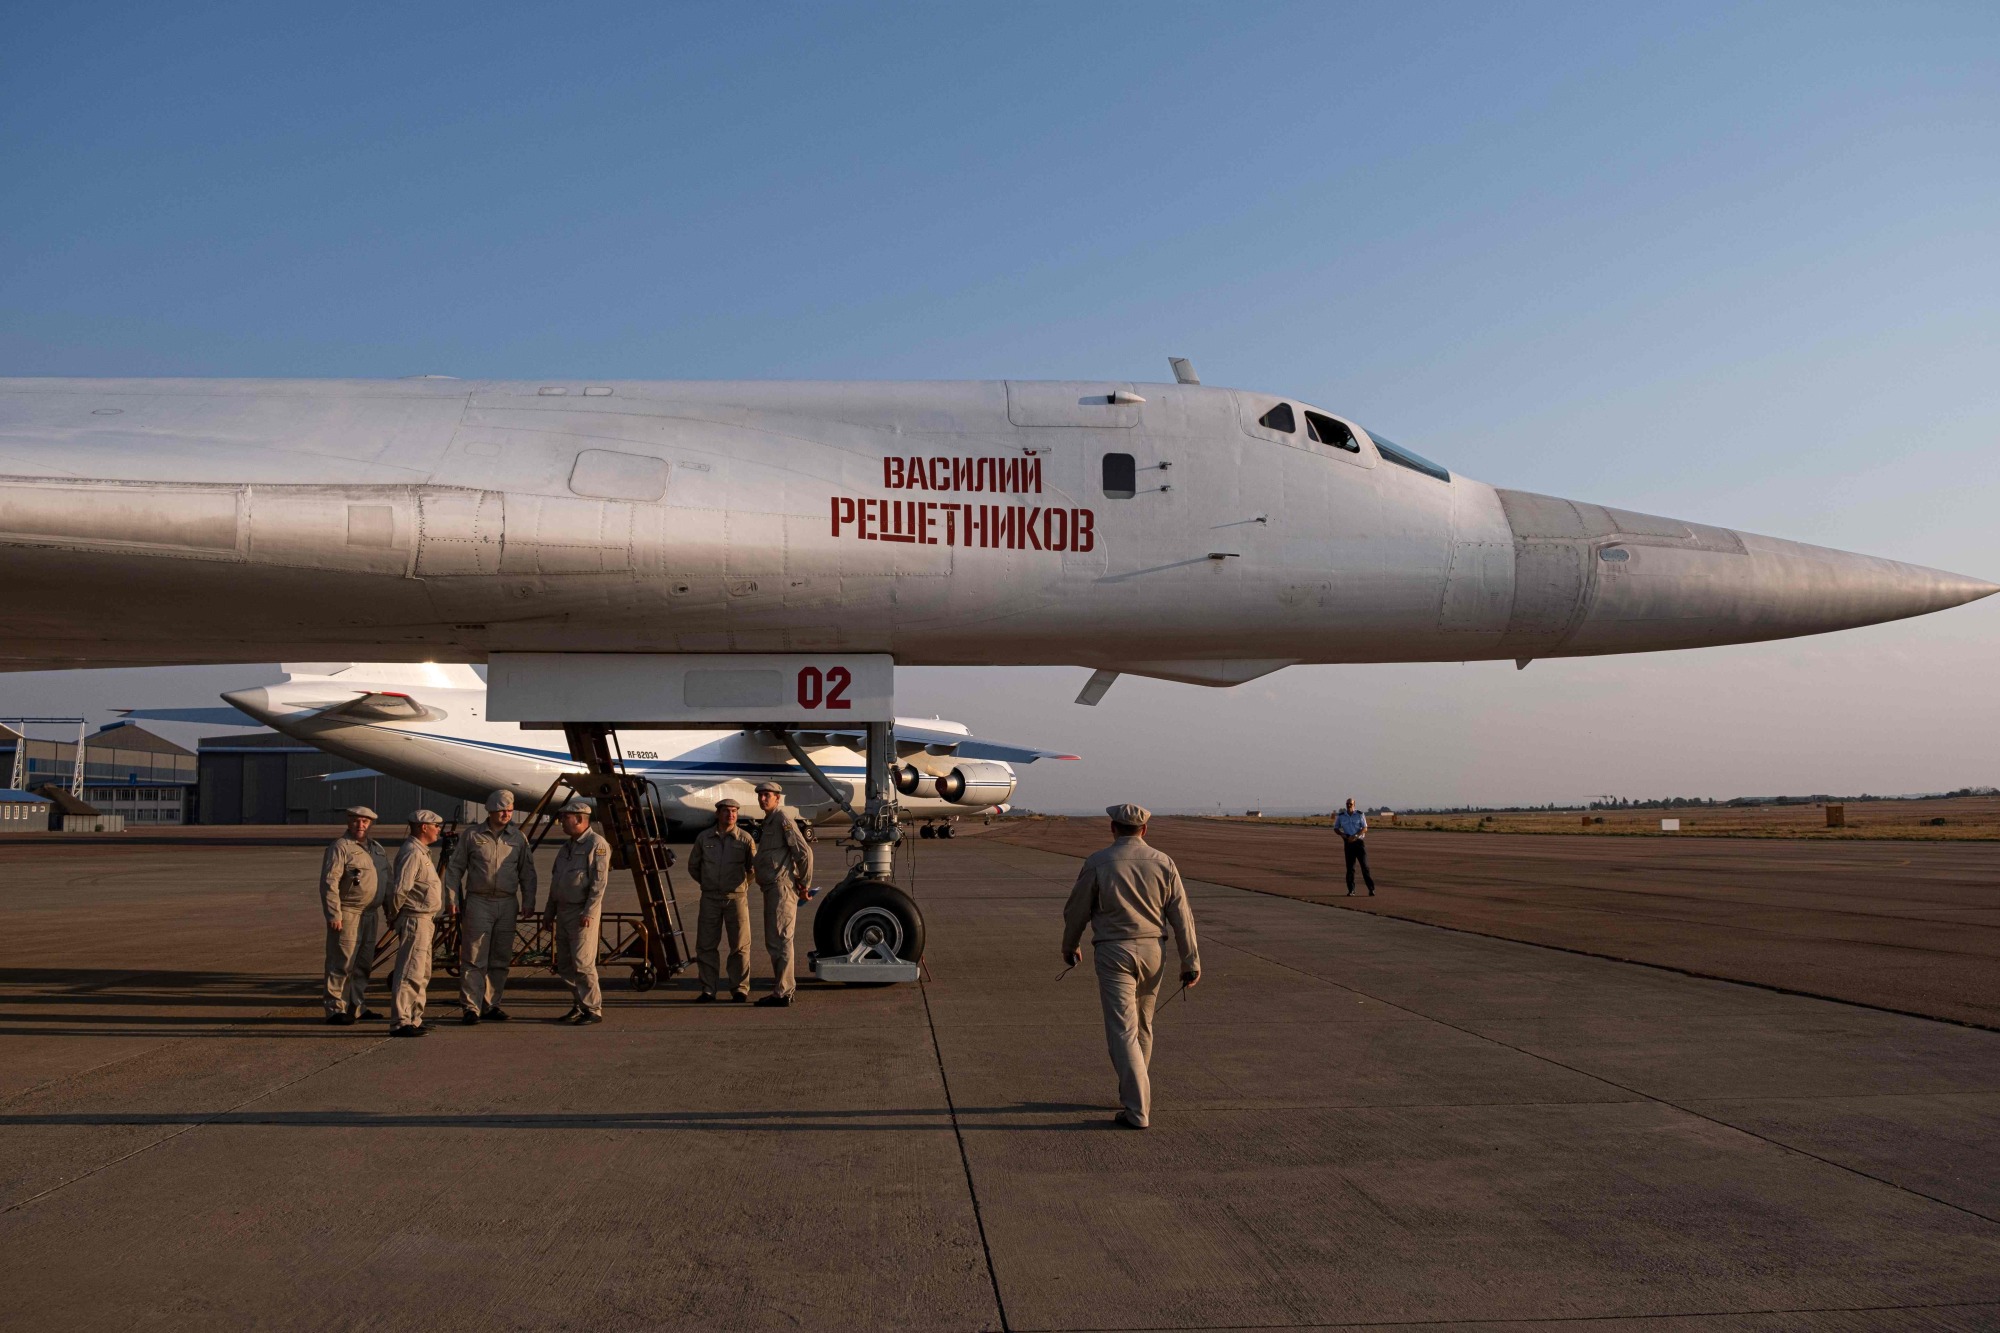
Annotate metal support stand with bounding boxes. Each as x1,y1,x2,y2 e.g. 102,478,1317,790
476,652,919,985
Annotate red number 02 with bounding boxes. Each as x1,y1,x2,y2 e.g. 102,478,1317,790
796,666,854,710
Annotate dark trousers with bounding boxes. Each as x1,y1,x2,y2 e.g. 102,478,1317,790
1343,839,1376,893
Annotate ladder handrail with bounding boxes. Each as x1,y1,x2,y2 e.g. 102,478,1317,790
558,725,690,978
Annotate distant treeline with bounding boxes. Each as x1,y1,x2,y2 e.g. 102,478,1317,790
1402,786,1996,816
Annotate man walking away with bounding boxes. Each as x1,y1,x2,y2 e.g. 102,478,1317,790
751,781,814,1008
547,798,611,1025
319,805,390,1025
386,810,446,1037
1335,798,1376,896
1062,804,1200,1130
445,789,539,1024
687,798,757,1003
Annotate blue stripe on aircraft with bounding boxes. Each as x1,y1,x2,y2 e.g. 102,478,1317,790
352,725,868,777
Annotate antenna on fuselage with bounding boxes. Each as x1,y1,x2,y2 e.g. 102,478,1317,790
1168,356,1199,385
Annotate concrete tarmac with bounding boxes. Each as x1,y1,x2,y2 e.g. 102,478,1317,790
1,833,1997,1330
995,819,2000,1029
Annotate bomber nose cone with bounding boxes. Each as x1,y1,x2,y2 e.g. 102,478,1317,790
1492,489,1997,659
1575,532,1995,655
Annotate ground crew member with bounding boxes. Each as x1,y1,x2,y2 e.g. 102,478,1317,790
546,798,610,1025
1335,797,1376,896
318,805,390,1025
386,809,445,1037
687,798,757,1003
1062,803,1200,1130
751,781,813,1007
445,789,538,1024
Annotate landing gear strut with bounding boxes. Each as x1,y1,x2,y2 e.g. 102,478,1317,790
777,719,924,983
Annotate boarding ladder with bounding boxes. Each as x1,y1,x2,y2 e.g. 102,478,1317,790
522,724,690,986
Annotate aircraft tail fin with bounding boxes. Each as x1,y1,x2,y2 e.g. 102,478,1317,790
281,662,485,689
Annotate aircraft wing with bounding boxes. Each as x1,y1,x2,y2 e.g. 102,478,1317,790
894,723,1079,763
115,705,259,726
770,723,1078,764
316,768,385,783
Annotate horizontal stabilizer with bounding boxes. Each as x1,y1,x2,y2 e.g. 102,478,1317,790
114,705,258,726
316,768,384,783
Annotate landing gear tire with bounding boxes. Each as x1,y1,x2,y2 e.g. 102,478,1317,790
811,881,856,960
813,880,925,976
919,823,936,839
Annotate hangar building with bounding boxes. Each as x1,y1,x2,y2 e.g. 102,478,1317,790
0,721,198,825
196,731,467,826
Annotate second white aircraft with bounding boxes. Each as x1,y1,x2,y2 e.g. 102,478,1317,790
129,662,1067,832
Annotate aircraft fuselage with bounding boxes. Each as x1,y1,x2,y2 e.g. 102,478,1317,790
0,377,1988,677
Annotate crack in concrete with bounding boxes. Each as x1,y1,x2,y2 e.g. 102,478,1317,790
922,974,1011,1333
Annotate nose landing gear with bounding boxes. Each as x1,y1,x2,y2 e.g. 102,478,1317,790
775,719,924,984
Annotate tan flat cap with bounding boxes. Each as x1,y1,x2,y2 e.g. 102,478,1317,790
1107,803,1151,826
753,781,784,796
558,798,594,815
409,808,444,826
343,805,379,820
484,789,515,812
715,797,741,810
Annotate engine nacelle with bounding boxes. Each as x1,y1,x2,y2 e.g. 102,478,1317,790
894,763,925,795
932,761,1015,807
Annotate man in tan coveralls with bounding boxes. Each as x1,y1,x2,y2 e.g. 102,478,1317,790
1062,803,1201,1129
319,805,390,1025
445,789,539,1025
386,809,445,1037
546,798,611,1025
687,797,756,1003
751,781,814,1007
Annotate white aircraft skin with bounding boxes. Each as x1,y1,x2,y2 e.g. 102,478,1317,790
189,663,1028,832
0,376,1991,679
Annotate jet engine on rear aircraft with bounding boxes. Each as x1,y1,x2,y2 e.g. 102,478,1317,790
932,761,1015,806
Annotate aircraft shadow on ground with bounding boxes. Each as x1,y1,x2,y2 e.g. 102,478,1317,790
0,1103,1107,1132
0,967,312,996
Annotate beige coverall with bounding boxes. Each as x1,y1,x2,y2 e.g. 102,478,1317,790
753,808,814,997
319,834,390,1017
445,823,538,1015
386,838,445,1029
1062,836,1201,1128
687,824,757,997
549,827,611,1018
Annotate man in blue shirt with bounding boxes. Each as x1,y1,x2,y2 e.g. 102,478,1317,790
1333,798,1376,896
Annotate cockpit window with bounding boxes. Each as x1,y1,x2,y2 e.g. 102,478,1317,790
1366,430,1450,481
1303,411,1359,453
1257,402,1296,434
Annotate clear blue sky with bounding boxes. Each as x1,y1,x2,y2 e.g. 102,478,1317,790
4,3,1996,809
